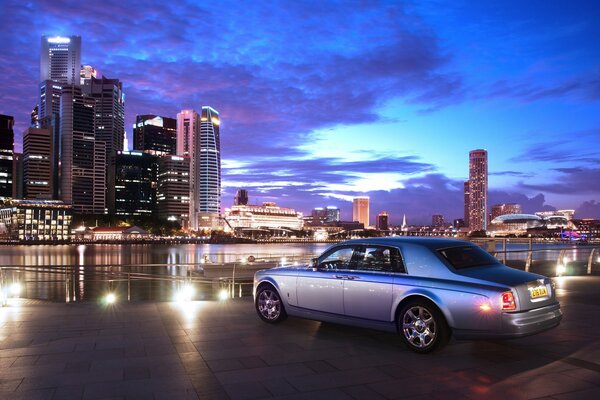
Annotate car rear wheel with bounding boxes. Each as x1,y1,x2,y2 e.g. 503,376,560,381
255,285,287,323
397,299,449,353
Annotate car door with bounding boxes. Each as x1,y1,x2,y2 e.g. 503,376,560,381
295,245,355,315
342,245,403,322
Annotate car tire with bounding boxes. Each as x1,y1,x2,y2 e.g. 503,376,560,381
397,299,450,353
255,285,287,323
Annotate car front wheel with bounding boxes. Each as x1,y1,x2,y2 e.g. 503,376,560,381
398,299,449,353
255,285,287,323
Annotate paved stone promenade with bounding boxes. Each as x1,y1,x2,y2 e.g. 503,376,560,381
1,276,600,400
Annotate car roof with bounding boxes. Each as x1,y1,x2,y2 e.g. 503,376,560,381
340,237,472,251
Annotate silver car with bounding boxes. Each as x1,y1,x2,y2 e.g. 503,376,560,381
253,237,562,353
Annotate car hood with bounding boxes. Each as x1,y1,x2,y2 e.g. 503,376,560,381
454,264,546,287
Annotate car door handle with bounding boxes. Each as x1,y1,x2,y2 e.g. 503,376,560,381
334,275,360,280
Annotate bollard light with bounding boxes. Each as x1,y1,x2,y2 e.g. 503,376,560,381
105,293,117,305
556,264,566,276
9,283,22,297
218,289,229,301
174,284,195,303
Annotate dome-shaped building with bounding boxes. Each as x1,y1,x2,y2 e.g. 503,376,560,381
488,214,544,236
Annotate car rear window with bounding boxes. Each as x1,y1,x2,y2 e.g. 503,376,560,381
438,246,499,269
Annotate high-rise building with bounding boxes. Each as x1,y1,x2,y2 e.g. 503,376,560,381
12,153,23,199
39,80,63,119
133,115,177,156
115,151,157,216
0,115,15,200
377,211,389,231
38,115,60,199
463,181,470,228
352,196,370,228
234,189,249,206
453,218,466,229
40,36,81,85
432,214,445,228
491,203,522,220
176,109,199,227
23,127,54,199
311,206,340,225
196,106,221,230
468,149,488,231
156,155,190,226
60,86,106,214
82,76,125,214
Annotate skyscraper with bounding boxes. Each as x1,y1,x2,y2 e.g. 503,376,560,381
115,151,156,216
157,155,190,226
463,181,470,228
23,127,54,199
176,109,199,228
234,189,249,206
377,211,389,231
133,115,177,156
60,86,106,214
468,149,488,231
39,80,63,119
197,106,221,229
432,214,445,228
82,76,125,214
352,196,370,228
40,36,81,85
0,115,14,200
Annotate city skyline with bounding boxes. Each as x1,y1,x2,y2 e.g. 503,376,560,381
1,1,599,224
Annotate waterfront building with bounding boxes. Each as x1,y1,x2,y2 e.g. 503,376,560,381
463,181,470,227
82,76,125,214
234,189,249,206
196,106,221,230
0,200,72,241
115,151,157,216
133,115,177,156
491,203,521,220
432,214,444,229
0,114,15,200
377,211,389,231
91,225,149,241
12,153,23,199
60,86,106,214
468,149,488,231
353,196,370,228
311,206,341,225
38,115,60,198
536,210,576,221
176,109,199,228
489,214,544,237
23,127,54,199
453,218,466,229
224,202,303,231
40,35,81,85
156,155,190,226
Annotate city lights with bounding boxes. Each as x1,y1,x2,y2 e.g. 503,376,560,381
104,293,117,305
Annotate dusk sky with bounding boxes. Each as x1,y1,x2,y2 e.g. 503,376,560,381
1,0,599,224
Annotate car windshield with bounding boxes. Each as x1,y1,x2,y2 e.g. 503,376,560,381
438,246,499,269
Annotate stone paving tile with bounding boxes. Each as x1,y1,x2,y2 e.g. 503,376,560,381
341,385,388,400
223,381,272,400
286,367,389,392
271,388,355,400
261,378,299,397
215,363,314,385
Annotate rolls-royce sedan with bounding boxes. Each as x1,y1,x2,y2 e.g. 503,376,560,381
253,237,562,353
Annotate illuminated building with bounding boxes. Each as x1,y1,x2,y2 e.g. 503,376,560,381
377,211,389,231
489,214,543,236
463,181,470,227
234,189,249,206
196,106,221,230
156,155,190,226
0,200,72,241
224,202,303,231
115,151,157,216
23,127,54,199
12,153,22,199
468,149,488,231
40,35,81,85
491,203,521,220
353,196,370,228
536,210,576,221
311,206,340,225
91,225,149,241
432,214,444,229
0,114,14,200
176,109,199,228
60,86,106,214
39,80,62,119
82,76,125,214
133,115,177,156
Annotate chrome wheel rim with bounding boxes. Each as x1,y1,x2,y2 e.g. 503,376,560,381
257,289,281,320
402,306,436,348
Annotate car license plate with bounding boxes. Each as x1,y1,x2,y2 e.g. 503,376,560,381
529,286,548,299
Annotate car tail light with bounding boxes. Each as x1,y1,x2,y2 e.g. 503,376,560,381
501,291,516,311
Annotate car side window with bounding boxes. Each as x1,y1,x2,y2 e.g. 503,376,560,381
318,246,355,270
353,246,406,273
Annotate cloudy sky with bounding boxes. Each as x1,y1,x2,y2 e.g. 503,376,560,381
1,0,599,224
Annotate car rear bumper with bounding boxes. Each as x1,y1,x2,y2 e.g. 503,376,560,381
454,302,562,339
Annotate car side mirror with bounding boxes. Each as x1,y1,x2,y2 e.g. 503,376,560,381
312,257,318,271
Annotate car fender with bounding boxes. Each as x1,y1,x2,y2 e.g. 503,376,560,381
392,287,457,328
